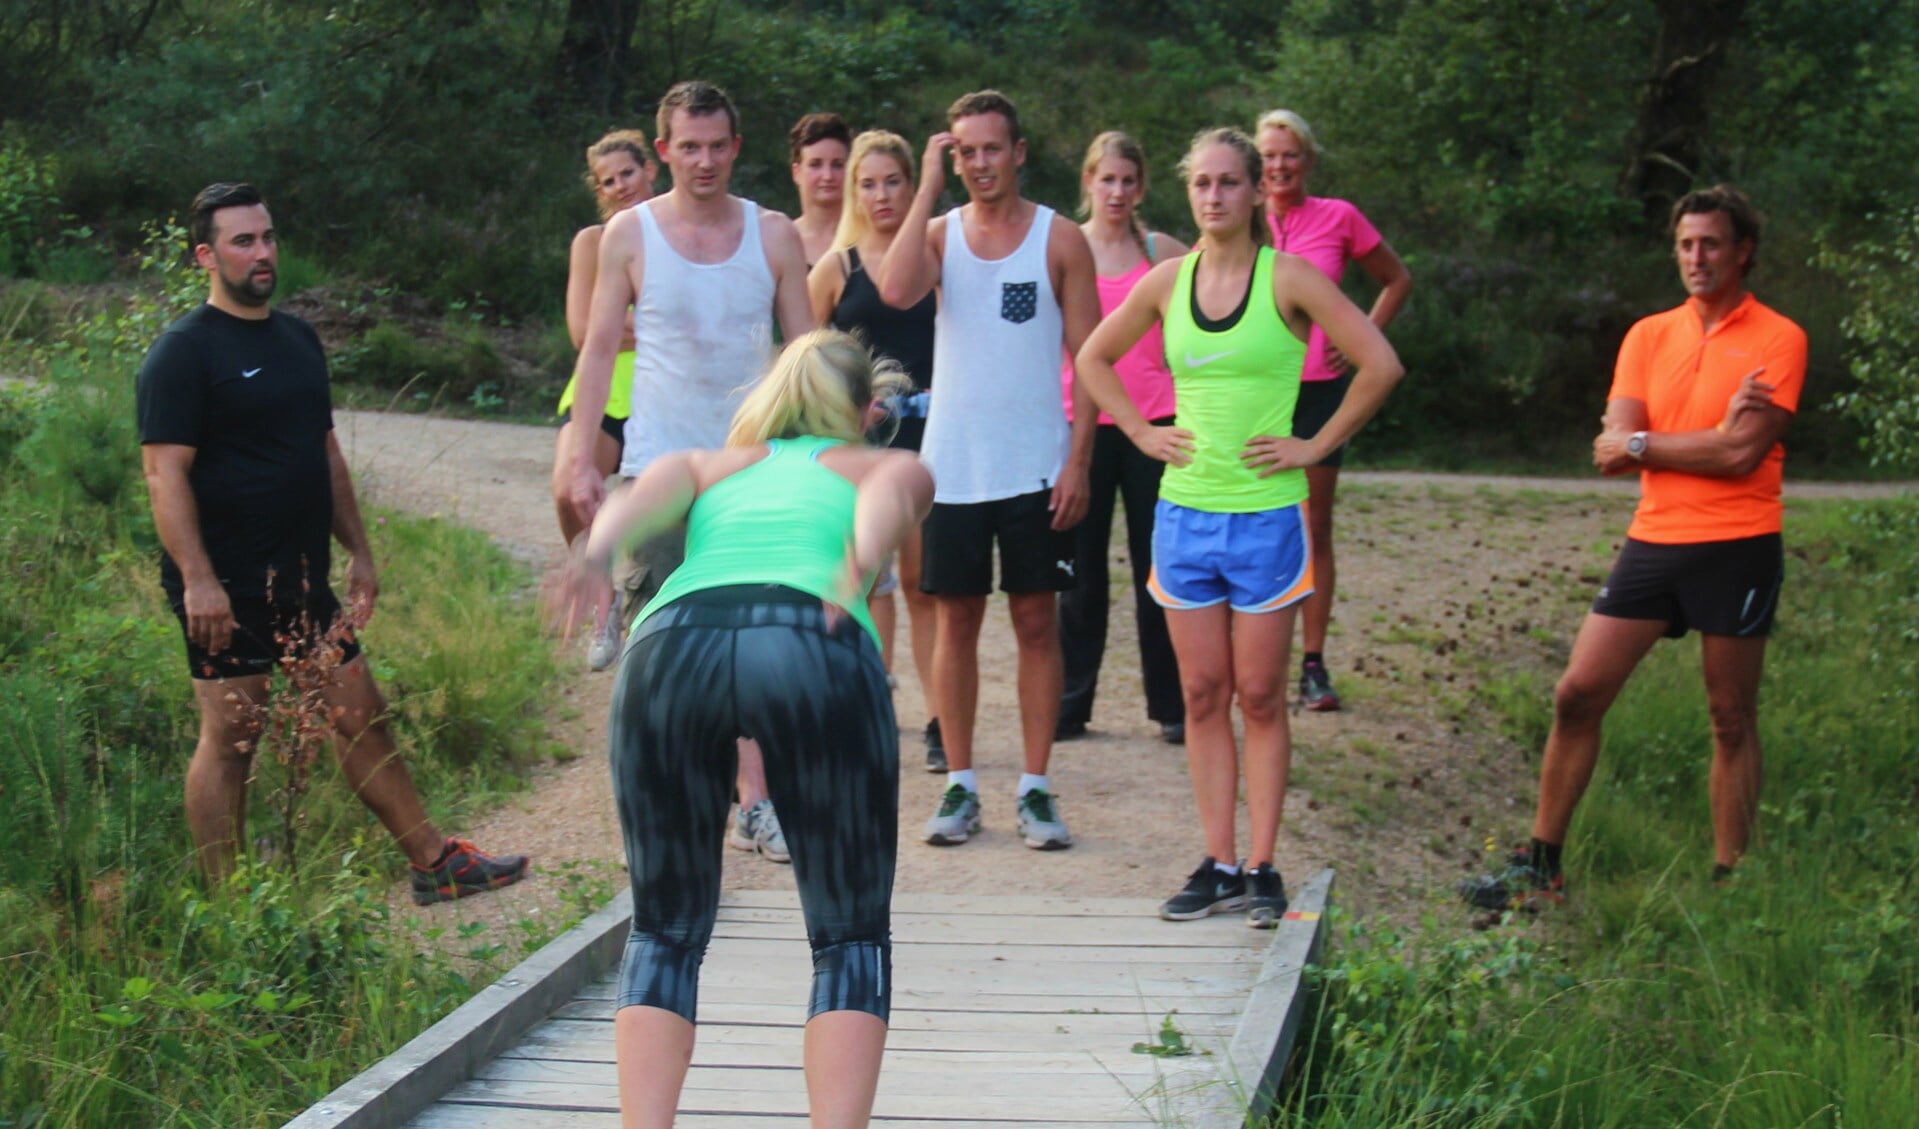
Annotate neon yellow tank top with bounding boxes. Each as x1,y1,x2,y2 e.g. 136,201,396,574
639,436,877,644
1159,247,1308,513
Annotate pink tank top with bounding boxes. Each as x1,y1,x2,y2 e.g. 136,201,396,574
1265,196,1382,382
1062,258,1176,424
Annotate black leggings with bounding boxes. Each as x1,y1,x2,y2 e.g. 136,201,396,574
609,586,898,1023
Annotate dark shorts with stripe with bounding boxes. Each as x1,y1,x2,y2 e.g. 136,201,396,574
1292,374,1351,469
1592,533,1783,638
557,407,626,446
920,487,1075,596
171,586,363,680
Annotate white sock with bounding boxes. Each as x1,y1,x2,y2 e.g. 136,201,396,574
946,769,978,794
1215,860,1241,876
1017,773,1050,797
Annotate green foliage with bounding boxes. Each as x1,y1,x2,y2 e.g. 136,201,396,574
0,140,62,277
332,319,508,404
1822,208,1919,470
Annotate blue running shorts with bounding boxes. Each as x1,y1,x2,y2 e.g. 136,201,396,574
1148,500,1314,614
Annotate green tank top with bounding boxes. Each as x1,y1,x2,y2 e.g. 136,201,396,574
1159,247,1309,513
639,435,878,644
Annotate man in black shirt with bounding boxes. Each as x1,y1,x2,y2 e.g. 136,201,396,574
137,182,528,902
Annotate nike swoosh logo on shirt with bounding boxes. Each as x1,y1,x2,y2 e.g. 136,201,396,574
1184,350,1234,367
242,368,262,378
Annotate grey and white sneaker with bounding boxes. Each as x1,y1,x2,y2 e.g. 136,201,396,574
1016,788,1072,850
922,783,982,845
728,799,791,864
1160,857,1247,921
1245,863,1288,928
587,590,624,672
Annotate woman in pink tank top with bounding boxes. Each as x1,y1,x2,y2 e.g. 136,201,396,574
1057,132,1190,746
1256,109,1413,713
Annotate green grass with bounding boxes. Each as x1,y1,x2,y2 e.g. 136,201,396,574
0,252,568,1127
1272,497,1919,1128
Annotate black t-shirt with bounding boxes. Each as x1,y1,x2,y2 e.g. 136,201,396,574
136,304,335,600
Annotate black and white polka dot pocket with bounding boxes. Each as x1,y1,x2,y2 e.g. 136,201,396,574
1000,281,1037,325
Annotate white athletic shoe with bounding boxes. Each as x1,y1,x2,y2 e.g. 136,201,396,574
922,784,982,845
587,590,624,672
728,800,791,864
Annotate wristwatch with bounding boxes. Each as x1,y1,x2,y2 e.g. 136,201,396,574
1626,431,1649,460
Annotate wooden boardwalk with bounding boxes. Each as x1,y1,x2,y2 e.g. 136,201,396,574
392,882,1327,1128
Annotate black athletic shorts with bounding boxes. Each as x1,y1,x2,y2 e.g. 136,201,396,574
1292,374,1351,469
558,407,626,446
920,487,1076,596
1592,533,1783,638
171,586,363,680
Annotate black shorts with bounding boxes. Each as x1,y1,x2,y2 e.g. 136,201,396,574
558,407,626,446
1292,374,1351,469
920,488,1076,596
171,587,363,680
1592,533,1783,638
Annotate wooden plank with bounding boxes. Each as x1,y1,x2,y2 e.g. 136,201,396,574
476,1056,1193,1099
437,1076,1190,1121
569,934,1265,968
513,1019,1235,1056
286,889,635,1129
414,1108,1159,1128
707,911,1267,949
725,889,1166,918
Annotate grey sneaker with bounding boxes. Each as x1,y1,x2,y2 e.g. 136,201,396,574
922,783,981,845
1016,788,1072,850
728,800,791,864
1160,857,1247,921
587,590,624,672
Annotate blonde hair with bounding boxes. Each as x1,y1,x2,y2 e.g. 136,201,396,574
582,129,655,220
727,329,912,447
831,131,916,254
1254,109,1321,162
1076,131,1150,255
1179,127,1271,247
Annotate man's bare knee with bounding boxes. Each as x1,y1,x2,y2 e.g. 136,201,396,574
1552,673,1612,727
1706,700,1757,750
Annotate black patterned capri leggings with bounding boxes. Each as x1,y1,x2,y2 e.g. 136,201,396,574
609,584,899,1023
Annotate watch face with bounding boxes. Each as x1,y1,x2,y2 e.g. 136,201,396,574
1628,434,1647,457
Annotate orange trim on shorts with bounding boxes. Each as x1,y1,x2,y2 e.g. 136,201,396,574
1147,566,1208,610
1238,508,1315,614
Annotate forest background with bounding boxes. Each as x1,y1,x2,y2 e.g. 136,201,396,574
4,0,1918,470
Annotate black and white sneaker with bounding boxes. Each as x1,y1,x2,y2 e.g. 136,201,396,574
1246,863,1288,928
923,718,946,773
1159,857,1247,921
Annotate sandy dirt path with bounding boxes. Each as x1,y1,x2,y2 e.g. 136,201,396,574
335,410,1906,936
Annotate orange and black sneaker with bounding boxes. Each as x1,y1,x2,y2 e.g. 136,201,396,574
1458,847,1566,913
410,837,530,905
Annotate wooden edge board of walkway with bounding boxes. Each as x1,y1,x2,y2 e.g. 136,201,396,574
283,872,1335,1129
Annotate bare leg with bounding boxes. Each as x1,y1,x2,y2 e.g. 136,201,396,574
932,595,987,772
1701,634,1768,869
736,739,770,808
1299,465,1339,656
1165,605,1237,861
804,1011,887,1128
867,588,897,672
552,420,623,546
1007,592,1063,776
898,531,937,712
1234,607,1298,868
615,1004,695,1129
1531,614,1668,844
325,656,441,867
185,674,271,880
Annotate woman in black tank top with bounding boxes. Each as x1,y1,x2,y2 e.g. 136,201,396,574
806,129,941,767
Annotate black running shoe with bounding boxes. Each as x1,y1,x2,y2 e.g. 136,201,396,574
1299,659,1341,712
1246,863,1288,929
1160,721,1186,746
1159,857,1247,921
924,718,946,773
1457,848,1565,912
411,837,530,905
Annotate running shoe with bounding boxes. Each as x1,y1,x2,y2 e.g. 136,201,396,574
922,783,982,845
924,718,946,774
1246,863,1288,929
587,590,624,672
1160,857,1247,921
1299,658,1342,712
1160,721,1186,746
1457,848,1565,912
728,800,792,864
1016,788,1072,850
410,837,530,905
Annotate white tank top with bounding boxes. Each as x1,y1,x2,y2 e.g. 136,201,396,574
621,197,775,476
922,204,1069,503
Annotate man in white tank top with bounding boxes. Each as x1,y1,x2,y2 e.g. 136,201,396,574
568,81,815,869
876,90,1100,851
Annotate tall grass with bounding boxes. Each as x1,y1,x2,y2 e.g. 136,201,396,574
1275,499,1919,1128
0,237,565,1126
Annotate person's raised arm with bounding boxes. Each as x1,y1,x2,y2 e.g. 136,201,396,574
582,450,701,572
325,431,379,627
764,212,819,341
807,252,847,329
142,443,235,654
1051,217,1102,530
849,450,936,581
1073,260,1192,467
874,133,952,308
567,209,644,526
1243,259,1404,477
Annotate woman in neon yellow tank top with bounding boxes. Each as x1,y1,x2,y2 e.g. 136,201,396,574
1076,128,1404,927
559,329,933,1129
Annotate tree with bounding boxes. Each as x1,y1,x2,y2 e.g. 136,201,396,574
1618,0,1748,224
556,0,643,116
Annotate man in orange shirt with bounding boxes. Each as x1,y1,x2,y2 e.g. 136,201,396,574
1465,185,1807,910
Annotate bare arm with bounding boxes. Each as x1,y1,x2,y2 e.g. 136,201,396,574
1149,232,1190,262
567,209,644,524
1073,260,1193,466
142,442,235,652
1244,258,1404,476
1594,369,1790,477
764,212,819,340
326,431,378,626
1325,239,1413,374
565,226,603,350
807,252,847,329
846,450,936,579
1052,216,1102,529
874,133,952,308
582,451,701,571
